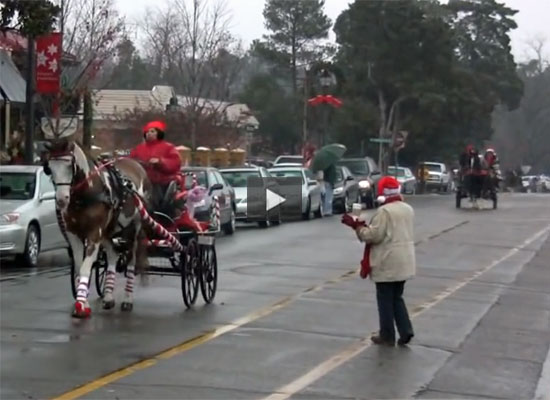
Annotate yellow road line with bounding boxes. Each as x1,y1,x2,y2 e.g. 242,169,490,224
51,221,469,400
261,225,550,400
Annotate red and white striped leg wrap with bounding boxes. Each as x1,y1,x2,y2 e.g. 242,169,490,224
133,195,183,252
76,276,89,303
104,271,116,294
124,270,135,295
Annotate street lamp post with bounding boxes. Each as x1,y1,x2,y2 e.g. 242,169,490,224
318,69,335,146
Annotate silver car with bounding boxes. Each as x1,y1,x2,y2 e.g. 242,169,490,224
0,165,68,267
268,166,324,219
388,166,417,194
220,166,278,227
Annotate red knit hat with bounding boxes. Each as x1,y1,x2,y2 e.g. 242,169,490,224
377,176,401,204
143,120,166,133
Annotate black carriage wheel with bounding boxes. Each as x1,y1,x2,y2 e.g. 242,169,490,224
95,247,108,298
181,238,200,308
200,245,218,304
455,190,461,209
70,250,78,300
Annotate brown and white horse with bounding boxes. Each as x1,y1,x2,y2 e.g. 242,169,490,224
44,139,152,318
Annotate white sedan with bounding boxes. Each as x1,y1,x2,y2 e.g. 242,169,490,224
268,166,324,220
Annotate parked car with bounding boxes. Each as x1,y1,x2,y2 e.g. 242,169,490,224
337,157,381,208
388,166,417,194
0,165,68,267
268,166,324,220
418,162,452,192
220,166,280,227
181,166,236,234
273,155,303,166
332,166,359,213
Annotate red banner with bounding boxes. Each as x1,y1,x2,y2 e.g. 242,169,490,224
36,32,62,94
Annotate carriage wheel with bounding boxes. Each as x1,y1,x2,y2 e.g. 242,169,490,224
70,248,78,299
199,245,218,304
94,247,108,298
181,238,200,308
455,190,462,209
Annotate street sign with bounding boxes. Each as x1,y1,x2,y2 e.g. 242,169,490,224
41,117,78,139
369,138,392,144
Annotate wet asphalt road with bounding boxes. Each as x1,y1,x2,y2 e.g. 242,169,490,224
1,194,550,400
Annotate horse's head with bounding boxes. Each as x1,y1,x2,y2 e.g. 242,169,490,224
43,139,84,210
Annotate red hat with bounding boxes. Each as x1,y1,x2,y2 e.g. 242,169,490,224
143,120,166,133
377,176,401,204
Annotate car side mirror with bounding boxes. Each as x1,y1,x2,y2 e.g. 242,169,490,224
308,180,317,186
40,191,55,201
371,170,381,176
209,183,223,194
345,176,355,181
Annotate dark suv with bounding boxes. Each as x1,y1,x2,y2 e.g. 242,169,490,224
337,157,381,208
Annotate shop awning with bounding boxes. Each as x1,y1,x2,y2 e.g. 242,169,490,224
0,50,26,103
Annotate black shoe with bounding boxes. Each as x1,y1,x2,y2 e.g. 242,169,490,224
397,334,414,346
371,335,395,346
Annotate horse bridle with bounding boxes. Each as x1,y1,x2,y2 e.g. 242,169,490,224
44,151,78,188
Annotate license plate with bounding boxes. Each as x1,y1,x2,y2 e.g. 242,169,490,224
198,235,214,246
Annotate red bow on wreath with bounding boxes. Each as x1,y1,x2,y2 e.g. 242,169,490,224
308,95,343,108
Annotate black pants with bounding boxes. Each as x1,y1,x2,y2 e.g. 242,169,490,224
376,281,414,342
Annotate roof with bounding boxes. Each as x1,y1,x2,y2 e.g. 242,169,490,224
0,50,26,103
0,165,41,173
92,86,259,129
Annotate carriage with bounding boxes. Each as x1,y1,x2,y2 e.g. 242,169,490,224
455,167,498,209
66,170,220,309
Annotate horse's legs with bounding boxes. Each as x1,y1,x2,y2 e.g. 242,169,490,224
101,240,118,310
73,238,100,318
121,223,141,312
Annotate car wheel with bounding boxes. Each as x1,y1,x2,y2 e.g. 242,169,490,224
258,220,269,228
18,224,41,268
302,197,312,220
223,207,236,235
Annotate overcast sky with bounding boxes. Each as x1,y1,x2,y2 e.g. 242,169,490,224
116,0,550,62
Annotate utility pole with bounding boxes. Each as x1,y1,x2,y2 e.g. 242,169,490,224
24,38,35,164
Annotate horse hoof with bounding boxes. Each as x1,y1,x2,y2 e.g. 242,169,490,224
72,301,91,318
102,299,115,310
121,302,133,312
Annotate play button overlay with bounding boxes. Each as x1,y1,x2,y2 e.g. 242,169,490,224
266,188,286,211
245,176,302,222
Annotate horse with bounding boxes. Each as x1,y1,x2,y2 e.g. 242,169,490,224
43,138,152,318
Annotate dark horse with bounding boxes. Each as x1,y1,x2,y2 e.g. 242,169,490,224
44,139,152,318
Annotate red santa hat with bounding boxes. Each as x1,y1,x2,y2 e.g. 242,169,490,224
143,120,166,133
376,176,402,204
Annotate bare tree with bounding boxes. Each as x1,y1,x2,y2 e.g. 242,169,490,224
52,0,125,148
140,0,243,149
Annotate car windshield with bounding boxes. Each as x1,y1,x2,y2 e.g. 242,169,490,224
221,171,260,187
338,160,370,175
276,156,303,164
183,171,207,189
388,167,405,177
270,170,305,184
0,173,36,200
422,164,442,172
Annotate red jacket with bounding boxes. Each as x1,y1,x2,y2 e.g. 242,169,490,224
130,140,182,185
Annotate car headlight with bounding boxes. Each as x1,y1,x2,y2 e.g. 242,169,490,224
333,187,344,195
0,212,20,225
358,180,371,189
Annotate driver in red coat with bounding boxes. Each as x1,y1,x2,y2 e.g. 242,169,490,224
130,121,182,209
